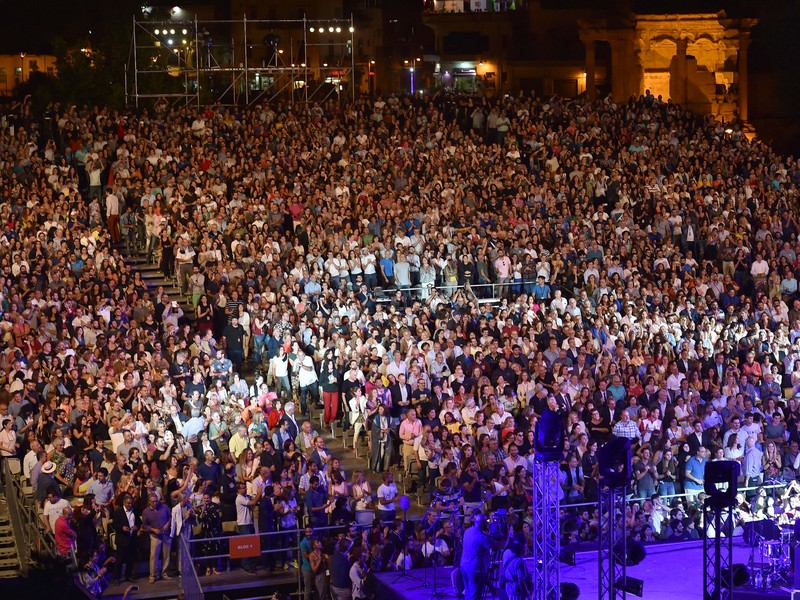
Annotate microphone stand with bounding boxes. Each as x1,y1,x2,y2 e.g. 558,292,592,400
406,502,438,588
391,504,424,584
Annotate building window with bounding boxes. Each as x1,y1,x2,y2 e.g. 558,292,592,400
0,68,6,84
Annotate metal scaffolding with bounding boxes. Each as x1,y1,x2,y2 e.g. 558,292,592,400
532,458,561,600
703,461,740,600
598,483,628,599
128,14,356,108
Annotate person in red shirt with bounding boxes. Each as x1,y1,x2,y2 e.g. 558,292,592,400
54,506,77,557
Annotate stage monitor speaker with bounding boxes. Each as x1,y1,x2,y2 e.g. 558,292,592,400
720,563,750,588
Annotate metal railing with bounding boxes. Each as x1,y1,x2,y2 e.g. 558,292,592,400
180,532,204,600
2,458,59,575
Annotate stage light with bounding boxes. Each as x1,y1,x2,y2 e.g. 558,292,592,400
534,409,565,461
300,62,306,67
614,577,644,597
328,26,334,33
169,29,175,35
182,39,187,45
598,436,631,488
167,39,173,45
704,460,740,510
154,28,160,35
309,27,315,32
336,27,341,33
349,26,354,33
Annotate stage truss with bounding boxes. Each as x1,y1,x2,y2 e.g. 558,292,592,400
532,458,561,600
598,483,628,599
128,14,356,108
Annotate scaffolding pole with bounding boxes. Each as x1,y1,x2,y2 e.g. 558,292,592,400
532,458,561,600
598,484,627,599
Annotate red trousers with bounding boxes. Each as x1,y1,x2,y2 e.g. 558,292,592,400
323,391,339,424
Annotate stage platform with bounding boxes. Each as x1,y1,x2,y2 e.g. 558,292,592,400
99,568,300,600
373,539,798,600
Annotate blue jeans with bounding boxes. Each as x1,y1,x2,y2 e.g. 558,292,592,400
659,482,676,498
638,486,655,500
237,524,257,572
252,334,266,364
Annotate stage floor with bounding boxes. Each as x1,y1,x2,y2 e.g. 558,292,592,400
373,539,795,600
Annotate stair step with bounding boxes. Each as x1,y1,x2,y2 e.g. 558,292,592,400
0,526,12,535
0,547,17,558
0,558,19,569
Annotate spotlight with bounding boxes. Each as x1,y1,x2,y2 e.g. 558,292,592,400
169,28,175,34
598,436,632,488
349,26,354,33
336,27,341,33
704,460,740,510
182,28,187,35
328,26,334,33
182,39,187,45
534,409,565,461
154,28,160,35
614,577,644,597
167,39,174,45
309,27,315,32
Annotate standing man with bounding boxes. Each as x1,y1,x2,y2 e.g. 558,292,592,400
300,526,315,600
106,188,120,242
684,446,707,502
235,481,262,573
54,506,77,557
112,493,140,584
175,237,197,297
634,448,658,500
296,350,320,417
222,318,246,374
376,472,399,523
743,436,764,499
399,409,422,476
330,539,353,600
142,492,173,584
460,513,508,600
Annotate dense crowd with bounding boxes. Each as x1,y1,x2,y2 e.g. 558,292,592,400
1,85,800,599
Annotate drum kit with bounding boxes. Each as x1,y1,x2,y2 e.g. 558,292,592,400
748,521,796,588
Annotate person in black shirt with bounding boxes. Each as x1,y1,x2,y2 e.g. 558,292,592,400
222,317,245,373
459,459,482,507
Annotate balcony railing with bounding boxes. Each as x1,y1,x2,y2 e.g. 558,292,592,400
424,0,521,14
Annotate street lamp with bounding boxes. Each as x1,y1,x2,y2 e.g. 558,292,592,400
407,57,421,94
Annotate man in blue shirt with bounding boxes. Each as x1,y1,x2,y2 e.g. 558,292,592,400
379,250,394,287
459,513,508,600
300,527,315,600
532,275,552,301
141,493,173,584
684,446,707,501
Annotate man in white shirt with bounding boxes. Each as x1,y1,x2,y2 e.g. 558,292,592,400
376,472,399,523
106,189,121,242
23,439,42,481
44,488,71,534
235,482,262,573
